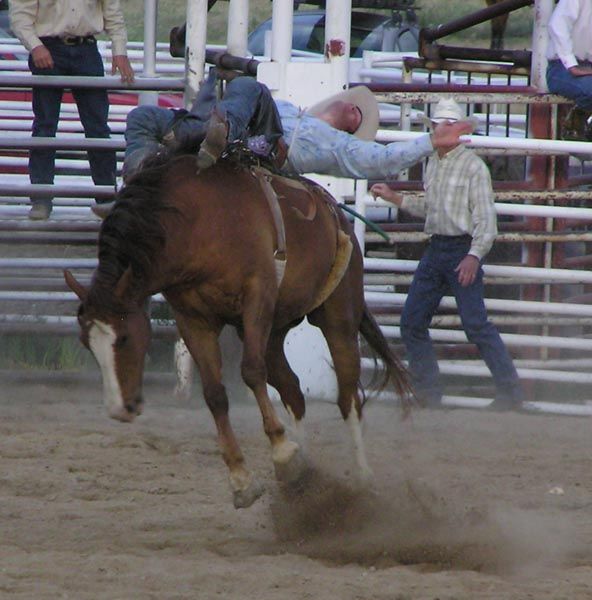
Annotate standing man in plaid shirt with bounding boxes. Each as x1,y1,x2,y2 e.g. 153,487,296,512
371,98,523,411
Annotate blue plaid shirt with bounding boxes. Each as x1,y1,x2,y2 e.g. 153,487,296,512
276,100,435,180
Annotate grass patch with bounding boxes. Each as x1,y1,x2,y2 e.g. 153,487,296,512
119,0,533,45
0,333,177,373
0,335,93,371
418,0,533,40
120,0,272,43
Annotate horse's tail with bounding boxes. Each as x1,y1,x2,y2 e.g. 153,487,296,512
359,301,417,416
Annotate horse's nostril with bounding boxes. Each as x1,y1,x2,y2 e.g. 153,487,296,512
125,394,144,413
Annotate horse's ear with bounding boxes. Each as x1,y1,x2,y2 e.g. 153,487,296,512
64,269,88,301
114,266,134,300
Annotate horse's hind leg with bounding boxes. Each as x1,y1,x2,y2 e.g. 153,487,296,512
173,337,193,400
241,289,305,483
174,313,265,509
309,301,373,483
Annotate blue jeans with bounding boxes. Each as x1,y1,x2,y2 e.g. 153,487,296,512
547,60,592,110
400,235,521,403
124,105,177,175
29,38,115,205
217,76,281,143
124,75,280,176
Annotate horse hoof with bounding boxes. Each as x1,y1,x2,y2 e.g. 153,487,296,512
273,446,307,484
353,468,375,494
232,479,266,509
108,407,136,423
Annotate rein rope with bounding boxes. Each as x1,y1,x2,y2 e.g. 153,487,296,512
337,203,391,243
250,166,287,287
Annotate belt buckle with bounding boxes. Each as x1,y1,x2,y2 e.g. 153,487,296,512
62,36,79,45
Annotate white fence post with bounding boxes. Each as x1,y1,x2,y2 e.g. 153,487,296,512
227,0,249,57
184,0,209,108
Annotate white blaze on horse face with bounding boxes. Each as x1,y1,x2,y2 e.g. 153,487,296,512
88,319,124,415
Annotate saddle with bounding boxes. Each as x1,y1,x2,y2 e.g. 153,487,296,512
249,165,352,305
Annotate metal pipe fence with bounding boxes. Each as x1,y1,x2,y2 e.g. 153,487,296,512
353,58,592,408
1,23,591,410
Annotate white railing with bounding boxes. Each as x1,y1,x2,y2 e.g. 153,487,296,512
1,3,591,414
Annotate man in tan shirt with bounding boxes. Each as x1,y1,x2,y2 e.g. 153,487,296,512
9,0,134,220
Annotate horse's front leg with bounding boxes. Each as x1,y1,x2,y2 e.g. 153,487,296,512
265,326,307,449
241,291,306,484
174,313,265,509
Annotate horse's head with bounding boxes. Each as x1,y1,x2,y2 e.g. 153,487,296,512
64,268,151,422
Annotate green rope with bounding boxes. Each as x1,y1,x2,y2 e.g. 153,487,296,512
338,202,391,243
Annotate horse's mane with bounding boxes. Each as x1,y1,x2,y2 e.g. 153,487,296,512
89,145,290,312
89,150,180,311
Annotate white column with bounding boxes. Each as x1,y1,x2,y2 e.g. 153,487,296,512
184,0,209,109
354,181,367,253
227,0,249,57
271,0,293,64
324,0,351,91
140,0,158,106
531,0,554,92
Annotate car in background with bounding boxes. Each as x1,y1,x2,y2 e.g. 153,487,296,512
247,10,419,57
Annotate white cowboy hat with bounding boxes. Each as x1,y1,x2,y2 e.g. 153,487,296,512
421,97,479,130
306,86,380,141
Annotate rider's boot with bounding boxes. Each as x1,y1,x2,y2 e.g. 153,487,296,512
196,108,229,170
561,107,592,141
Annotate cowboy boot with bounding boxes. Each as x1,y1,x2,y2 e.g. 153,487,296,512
561,107,591,141
196,108,229,170
584,112,592,142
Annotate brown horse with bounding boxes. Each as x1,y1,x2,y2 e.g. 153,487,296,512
64,152,411,509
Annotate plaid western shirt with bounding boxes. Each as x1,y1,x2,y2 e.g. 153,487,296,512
401,144,497,260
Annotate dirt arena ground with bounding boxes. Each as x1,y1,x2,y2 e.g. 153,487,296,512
1,375,592,599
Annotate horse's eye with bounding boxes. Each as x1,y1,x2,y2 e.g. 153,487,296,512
116,335,128,348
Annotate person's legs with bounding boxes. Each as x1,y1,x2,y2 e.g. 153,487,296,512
197,77,277,169
218,77,270,141
71,42,115,193
400,245,448,406
547,61,592,140
547,61,592,110
449,257,522,407
123,105,177,178
28,49,64,217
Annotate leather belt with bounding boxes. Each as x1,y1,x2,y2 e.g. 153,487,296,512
40,35,96,46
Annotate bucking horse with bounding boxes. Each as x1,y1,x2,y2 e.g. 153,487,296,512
64,151,413,508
